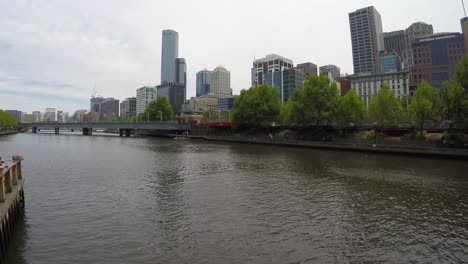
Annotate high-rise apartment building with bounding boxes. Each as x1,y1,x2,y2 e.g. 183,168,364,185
161,30,179,84
196,70,211,97
319,65,341,79
349,6,384,75
136,86,156,114
120,97,137,119
251,54,293,87
210,66,231,99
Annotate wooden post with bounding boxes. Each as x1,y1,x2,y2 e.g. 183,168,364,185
0,175,5,203
12,165,17,186
12,156,23,180
5,170,12,193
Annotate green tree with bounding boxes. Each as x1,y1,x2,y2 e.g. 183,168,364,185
368,82,403,130
288,75,339,126
454,56,468,92
137,96,174,122
231,84,281,129
335,90,366,134
408,81,439,137
0,110,18,128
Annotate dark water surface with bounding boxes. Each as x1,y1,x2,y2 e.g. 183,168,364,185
0,132,468,263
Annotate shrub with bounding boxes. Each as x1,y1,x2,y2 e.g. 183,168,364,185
401,130,427,141
366,130,385,141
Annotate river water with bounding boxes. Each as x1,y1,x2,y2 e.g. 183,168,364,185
0,132,467,263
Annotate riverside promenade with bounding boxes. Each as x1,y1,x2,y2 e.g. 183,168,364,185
188,135,468,160
0,156,25,260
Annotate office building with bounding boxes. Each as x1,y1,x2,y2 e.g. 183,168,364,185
157,83,186,114
32,111,41,122
210,66,231,99
22,114,36,123
349,6,384,75
380,51,401,73
56,111,68,123
136,86,156,114
337,77,352,96
410,33,466,92
405,22,434,68
350,70,410,107
120,97,137,119
384,30,408,68
296,63,318,76
265,68,306,103
319,65,341,79
5,110,22,123
90,97,105,113
462,17,468,55
44,108,56,122
100,98,119,120
217,97,235,110
252,54,293,87
161,30,179,84
196,70,211,97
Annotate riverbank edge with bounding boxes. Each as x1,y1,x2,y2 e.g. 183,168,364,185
0,131,19,136
185,135,468,160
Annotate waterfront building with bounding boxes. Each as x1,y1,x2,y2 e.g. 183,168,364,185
5,110,22,123
120,97,137,119
296,63,318,76
210,66,231,99
410,33,465,93
319,65,341,79
44,108,56,122
251,54,293,87
157,82,186,114
196,70,211,97
379,51,401,73
265,68,306,103
350,70,410,107
136,86,156,114
349,6,384,75
217,97,235,111
161,30,179,84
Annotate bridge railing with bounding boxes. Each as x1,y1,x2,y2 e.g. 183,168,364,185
0,156,23,203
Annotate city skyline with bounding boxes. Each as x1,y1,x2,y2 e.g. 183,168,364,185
0,0,465,113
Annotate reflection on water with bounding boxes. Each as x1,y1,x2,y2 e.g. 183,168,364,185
0,133,467,263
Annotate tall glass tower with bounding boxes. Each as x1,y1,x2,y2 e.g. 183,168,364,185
161,30,179,84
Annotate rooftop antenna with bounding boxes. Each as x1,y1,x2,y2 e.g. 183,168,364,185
463,0,467,17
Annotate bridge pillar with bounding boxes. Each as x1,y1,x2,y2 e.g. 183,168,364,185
125,129,131,137
134,129,139,137
32,127,37,134
54,127,60,135
83,128,91,136
119,129,124,137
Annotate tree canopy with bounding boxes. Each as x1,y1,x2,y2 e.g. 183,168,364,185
137,96,174,122
368,82,403,129
0,110,17,128
454,57,468,92
286,75,339,126
231,84,281,129
335,89,367,132
408,81,439,136
440,58,468,129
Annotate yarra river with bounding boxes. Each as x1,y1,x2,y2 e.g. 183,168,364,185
0,132,467,263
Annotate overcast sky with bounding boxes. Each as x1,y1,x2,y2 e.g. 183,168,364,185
0,0,465,113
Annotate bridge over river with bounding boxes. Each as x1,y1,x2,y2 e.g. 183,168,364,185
18,122,191,136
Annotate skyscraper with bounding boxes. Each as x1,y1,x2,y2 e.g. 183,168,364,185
349,6,384,75
161,30,179,84
210,66,231,99
196,70,211,97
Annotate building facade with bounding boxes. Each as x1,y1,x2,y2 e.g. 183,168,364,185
296,63,318,76
100,98,119,120
405,22,434,68
319,65,341,79
196,70,211,97
217,97,235,110
350,70,410,106
379,51,401,73
210,66,231,99
410,33,465,92
252,54,293,87
44,108,56,122
265,68,306,103
383,30,407,68
136,86,156,114
157,83,186,114
349,6,384,75
120,97,137,119
462,17,468,55
161,30,179,84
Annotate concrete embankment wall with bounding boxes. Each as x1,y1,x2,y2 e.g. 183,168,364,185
195,136,468,160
